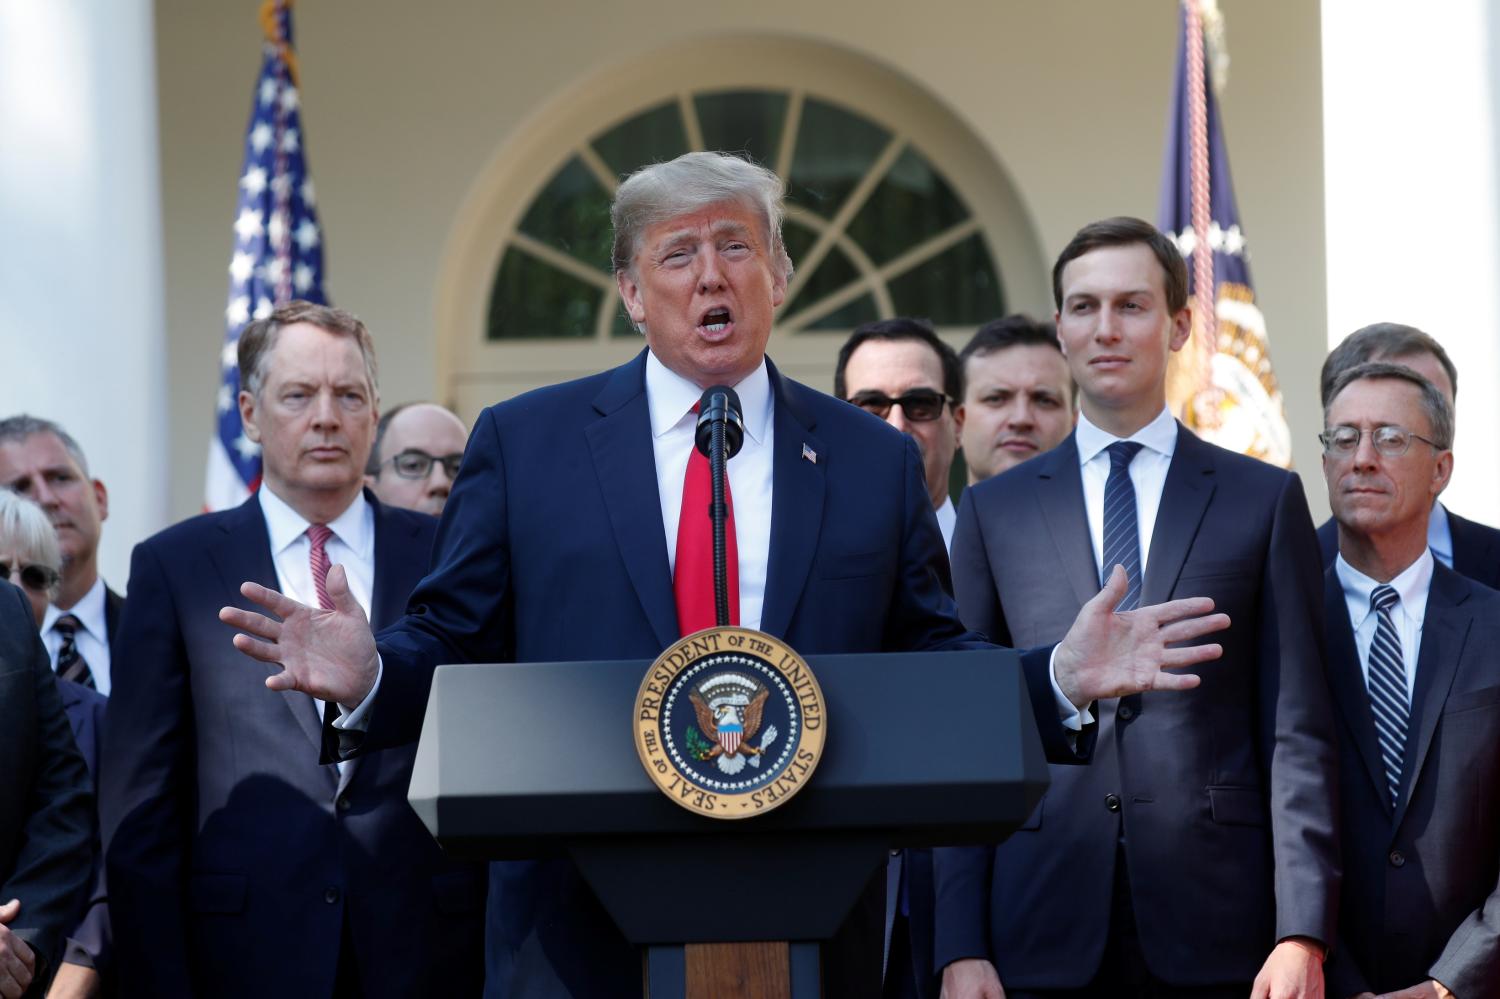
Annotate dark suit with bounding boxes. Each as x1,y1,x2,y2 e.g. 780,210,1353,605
56,679,110,985
934,426,1339,991
0,582,94,994
1324,561,1500,997
100,492,486,999
342,351,1076,998
1318,505,1500,589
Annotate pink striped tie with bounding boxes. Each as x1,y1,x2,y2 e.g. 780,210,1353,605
307,524,334,610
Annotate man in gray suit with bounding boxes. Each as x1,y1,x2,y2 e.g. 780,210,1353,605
1320,361,1500,999
934,217,1339,998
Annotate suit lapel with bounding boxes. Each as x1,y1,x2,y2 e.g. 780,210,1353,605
1392,564,1470,829
1323,569,1392,814
760,363,826,639
208,496,335,787
1034,435,1100,610
1141,425,1215,607
585,352,679,650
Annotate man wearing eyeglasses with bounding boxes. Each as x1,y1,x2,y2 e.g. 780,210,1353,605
364,402,468,516
835,318,962,549
1319,360,1499,999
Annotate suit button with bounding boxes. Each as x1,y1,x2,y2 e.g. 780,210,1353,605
324,886,341,904
1389,850,1406,868
1117,704,1135,721
336,795,351,812
1105,793,1122,813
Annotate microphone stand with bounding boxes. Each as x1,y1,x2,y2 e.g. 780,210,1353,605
695,386,744,629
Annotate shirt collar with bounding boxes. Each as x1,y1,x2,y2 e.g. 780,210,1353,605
43,575,107,640
1427,500,1453,566
258,484,373,561
645,350,772,445
1335,546,1435,630
1075,406,1179,465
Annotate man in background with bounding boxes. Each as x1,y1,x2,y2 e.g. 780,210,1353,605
364,401,468,516
956,315,1075,485
835,318,962,547
0,416,120,693
1317,323,1500,588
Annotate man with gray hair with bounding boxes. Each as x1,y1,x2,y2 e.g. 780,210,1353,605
1318,360,1500,998
1316,323,1500,588
0,415,120,693
223,153,1230,998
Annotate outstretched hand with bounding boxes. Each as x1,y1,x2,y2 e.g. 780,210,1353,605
219,563,380,710
1053,564,1230,709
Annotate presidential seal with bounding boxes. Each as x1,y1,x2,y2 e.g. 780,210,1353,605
633,627,826,819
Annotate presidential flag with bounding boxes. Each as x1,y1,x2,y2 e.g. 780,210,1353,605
1158,0,1291,467
205,0,327,509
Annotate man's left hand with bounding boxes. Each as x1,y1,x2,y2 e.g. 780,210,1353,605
1052,565,1230,707
1374,982,1454,999
1251,938,1324,999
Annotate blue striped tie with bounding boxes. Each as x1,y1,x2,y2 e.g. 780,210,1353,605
1366,584,1409,806
1100,441,1145,611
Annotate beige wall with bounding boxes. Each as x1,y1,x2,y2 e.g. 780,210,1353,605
155,0,1328,526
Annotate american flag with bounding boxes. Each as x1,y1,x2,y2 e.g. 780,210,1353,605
205,0,327,510
1158,0,1291,467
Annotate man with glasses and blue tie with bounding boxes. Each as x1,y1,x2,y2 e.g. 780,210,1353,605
933,217,1339,999
364,402,469,516
1319,360,1500,999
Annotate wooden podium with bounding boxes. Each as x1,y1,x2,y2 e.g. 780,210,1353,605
408,648,1049,997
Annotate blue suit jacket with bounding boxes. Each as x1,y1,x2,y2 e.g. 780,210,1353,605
1324,562,1500,997
348,352,1072,998
100,492,486,999
934,427,1339,989
1318,507,1500,589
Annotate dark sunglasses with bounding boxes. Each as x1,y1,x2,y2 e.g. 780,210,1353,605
377,449,464,480
847,388,951,423
0,561,59,592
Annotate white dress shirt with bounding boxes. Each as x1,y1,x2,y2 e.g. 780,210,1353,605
1335,548,1433,701
42,577,112,695
1074,406,1179,579
260,485,376,741
1427,501,1454,569
935,496,956,552
648,350,774,630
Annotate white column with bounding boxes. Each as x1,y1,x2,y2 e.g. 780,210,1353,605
1322,0,1500,525
0,0,167,588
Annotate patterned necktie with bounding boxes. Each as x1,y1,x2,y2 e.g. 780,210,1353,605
1366,584,1410,806
674,405,739,636
1100,441,1145,611
307,524,335,610
53,613,96,689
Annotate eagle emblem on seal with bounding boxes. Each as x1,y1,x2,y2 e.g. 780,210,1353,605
686,672,779,775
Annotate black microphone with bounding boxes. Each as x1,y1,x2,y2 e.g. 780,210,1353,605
694,385,744,460
694,385,743,628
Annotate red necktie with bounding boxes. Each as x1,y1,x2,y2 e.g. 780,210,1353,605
307,524,335,610
674,410,739,636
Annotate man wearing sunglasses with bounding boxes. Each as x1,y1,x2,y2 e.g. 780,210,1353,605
364,402,468,516
835,318,962,549
1319,361,1499,999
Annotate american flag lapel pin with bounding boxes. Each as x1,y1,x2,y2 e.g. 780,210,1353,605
802,443,818,464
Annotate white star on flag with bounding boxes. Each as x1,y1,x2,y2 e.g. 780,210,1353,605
267,211,288,249
259,78,278,106
233,208,264,242
280,128,300,154
300,179,316,207
226,297,251,327
279,87,299,113
240,167,268,197
270,173,292,199
253,296,274,320
217,385,234,412
294,218,321,252
233,433,261,460
228,251,255,284
263,257,288,287
249,122,274,154
221,338,240,368
293,263,315,293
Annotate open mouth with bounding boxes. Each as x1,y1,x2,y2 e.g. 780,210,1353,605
699,307,733,333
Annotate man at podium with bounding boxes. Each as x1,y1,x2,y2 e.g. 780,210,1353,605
223,152,1230,998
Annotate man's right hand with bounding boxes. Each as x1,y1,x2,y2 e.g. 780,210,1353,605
0,899,36,999
940,958,1005,999
220,564,379,710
